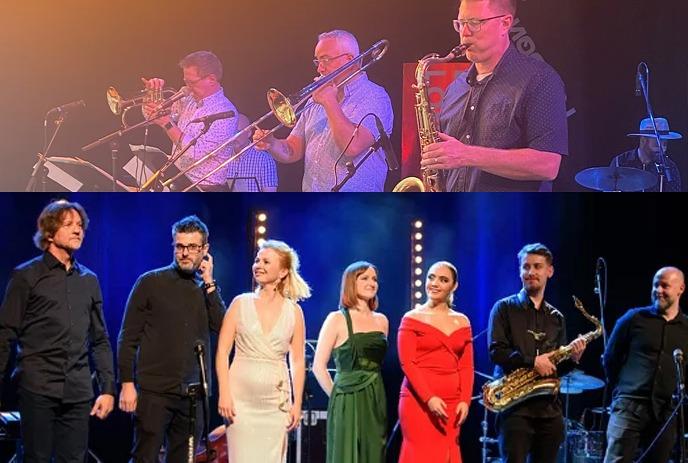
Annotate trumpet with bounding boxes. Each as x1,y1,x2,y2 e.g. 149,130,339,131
159,39,390,192
106,86,179,128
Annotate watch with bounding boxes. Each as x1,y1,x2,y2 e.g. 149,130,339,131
164,121,174,130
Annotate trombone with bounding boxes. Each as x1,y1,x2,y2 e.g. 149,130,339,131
158,39,390,192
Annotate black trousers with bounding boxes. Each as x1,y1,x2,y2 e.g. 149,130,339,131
132,390,204,463
498,413,565,463
18,388,91,463
603,397,676,463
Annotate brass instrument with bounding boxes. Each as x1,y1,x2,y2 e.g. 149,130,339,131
163,39,390,192
481,296,603,413
392,44,468,192
106,86,178,128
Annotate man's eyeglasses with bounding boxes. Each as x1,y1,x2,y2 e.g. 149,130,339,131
312,53,350,68
174,243,205,254
184,75,209,86
453,14,508,33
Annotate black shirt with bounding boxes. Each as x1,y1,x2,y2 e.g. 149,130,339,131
117,264,225,395
0,252,115,402
488,289,576,417
609,148,683,192
603,306,688,420
440,43,569,192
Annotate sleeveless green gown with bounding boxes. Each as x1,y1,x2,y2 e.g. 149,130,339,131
326,308,388,463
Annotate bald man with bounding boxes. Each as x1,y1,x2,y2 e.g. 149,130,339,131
603,267,687,463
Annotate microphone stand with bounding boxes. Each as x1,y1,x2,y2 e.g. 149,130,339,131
637,62,671,192
595,258,611,424
193,344,213,463
26,112,65,192
330,139,383,192
677,357,686,463
81,110,170,152
140,121,212,191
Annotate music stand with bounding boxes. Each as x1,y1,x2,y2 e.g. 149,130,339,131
41,156,134,192
226,176,261,192
126,144,204,192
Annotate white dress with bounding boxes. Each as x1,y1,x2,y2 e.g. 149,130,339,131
225,293,295,463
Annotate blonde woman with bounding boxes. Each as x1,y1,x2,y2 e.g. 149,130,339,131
216,240,311,462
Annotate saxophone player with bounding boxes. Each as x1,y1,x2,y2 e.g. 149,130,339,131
487,243,586,463
421,0,568,192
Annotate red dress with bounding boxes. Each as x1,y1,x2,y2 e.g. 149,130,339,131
397,317,474,463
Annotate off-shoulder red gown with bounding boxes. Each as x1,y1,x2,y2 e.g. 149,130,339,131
397,317,474,463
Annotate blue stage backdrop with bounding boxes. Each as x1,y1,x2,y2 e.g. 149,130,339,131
0,193,686,462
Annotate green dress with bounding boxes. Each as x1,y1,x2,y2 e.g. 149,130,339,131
327,308,388,463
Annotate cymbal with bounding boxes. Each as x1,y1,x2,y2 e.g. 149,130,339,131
559,384,583,394
560,370,605,390
575,166,657,192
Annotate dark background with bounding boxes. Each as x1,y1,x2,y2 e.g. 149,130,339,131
0,193,686,462
0,0,686,191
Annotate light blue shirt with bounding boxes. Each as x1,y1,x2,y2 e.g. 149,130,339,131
291,74,393,192
172,87,238,186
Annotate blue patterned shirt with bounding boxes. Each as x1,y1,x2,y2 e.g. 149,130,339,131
440,43,568,192
291,74,393,192
172,88,238,186
227,146,278,192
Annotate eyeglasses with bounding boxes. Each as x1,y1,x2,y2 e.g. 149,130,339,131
453,14,508,33
312,53,350,68
183,75,209,86
174,243,205,254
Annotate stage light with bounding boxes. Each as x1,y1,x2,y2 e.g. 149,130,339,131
409,218,426,311
253,210,268,252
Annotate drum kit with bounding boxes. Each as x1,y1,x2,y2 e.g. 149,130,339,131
476,369,608,463
575,166,657,192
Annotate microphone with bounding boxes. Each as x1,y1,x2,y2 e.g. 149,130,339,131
374,115,399,171
194,342,205,355
47,99,86,115
674,349,685,392
635,71,642,97
190,110,236,125
594,257,603,295
155,86,191,111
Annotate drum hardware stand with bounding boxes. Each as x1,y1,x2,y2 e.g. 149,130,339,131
301,340,317,463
